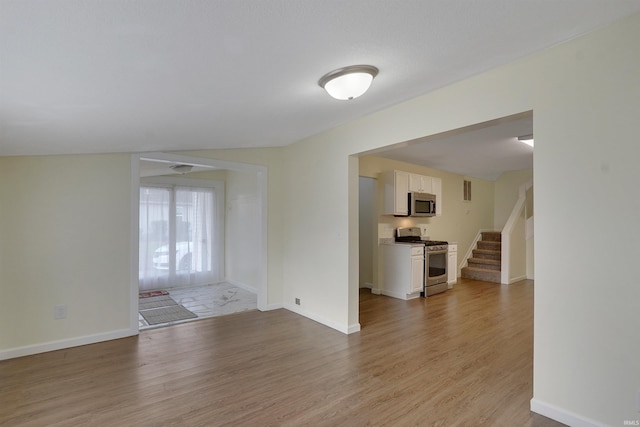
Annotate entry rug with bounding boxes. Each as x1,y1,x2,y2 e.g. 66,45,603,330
139,290,169,298
140,304,198,325
138,295,178,311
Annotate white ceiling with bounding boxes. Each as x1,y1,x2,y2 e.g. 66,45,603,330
2,1,640,177
375,114,534,181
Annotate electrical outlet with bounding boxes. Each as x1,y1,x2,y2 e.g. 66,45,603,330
54,304,67,320
295,298,301,305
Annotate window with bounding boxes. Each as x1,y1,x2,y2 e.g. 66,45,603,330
463,180,472,201
139,185,219,291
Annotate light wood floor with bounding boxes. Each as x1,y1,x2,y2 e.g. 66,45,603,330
0,278,564,426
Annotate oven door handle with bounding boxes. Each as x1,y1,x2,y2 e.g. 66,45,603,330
426,249,448,255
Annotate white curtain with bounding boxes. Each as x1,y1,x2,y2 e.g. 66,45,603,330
139,185,217,291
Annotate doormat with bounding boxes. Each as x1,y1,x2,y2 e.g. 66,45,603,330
138,295,178,311
140,305,198,325
139,290,169,299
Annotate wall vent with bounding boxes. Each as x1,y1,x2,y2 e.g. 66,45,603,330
463,180,472,201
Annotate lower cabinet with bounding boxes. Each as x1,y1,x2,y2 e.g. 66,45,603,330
447,243,458,287
380,244,424,300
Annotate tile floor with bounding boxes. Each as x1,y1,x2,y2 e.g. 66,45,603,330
138,282,257,329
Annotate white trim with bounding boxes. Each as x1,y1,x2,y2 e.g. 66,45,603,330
130,156,141,334
141,175,224,188
284,304,360,335
360,282,373,289
531,399,608,427
263,303,285,311
371,288,381,295
225,278,257,293
347,323,361,334
508,275,527,284
0,328,136,361
256,167,268,311
380,290,420,300
140,152,260,174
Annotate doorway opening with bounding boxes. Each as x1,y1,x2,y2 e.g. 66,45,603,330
355,111,534,317
132,153,268,330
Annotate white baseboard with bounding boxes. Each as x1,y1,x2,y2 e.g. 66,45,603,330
380,289,420,300
360,282,373,289
263,303,284,311
0,328,137,361
371,288,381,295
531,398,608,427
508,275,527,284
347,323,361,334
284,304,360,335
225,278,257,293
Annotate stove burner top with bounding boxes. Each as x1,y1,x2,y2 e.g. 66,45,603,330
394,237,448,246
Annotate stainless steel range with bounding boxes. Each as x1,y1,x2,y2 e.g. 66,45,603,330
395,227,449,297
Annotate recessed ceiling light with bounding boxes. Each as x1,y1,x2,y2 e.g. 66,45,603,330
318,65,379,100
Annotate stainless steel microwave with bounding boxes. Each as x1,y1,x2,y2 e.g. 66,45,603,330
409,192,436,217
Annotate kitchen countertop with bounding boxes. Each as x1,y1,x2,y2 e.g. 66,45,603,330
379,238,426,246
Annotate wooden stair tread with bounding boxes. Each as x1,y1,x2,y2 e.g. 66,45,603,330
464,231,502,284
468,257,500,265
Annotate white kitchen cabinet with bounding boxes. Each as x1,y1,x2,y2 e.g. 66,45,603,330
380,243,424,300
380,170,409,216
410,254,424,293
409,173,432,194
447,243,457,287
381,170,443,217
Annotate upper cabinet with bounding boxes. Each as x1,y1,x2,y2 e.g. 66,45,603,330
380,170,409,216
409,173,432,194
379,170,442,216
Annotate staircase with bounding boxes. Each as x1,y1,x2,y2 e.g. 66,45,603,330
461,231,502,283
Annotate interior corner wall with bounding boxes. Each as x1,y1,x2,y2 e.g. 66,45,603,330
0,154,134,358
283,12,640,426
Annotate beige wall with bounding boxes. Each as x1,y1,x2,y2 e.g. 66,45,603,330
494,169,533,229
0,154,133,355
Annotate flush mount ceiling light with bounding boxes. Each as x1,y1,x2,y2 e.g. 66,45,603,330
517,134,534,147
170,164,194,173
318,65,379,100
